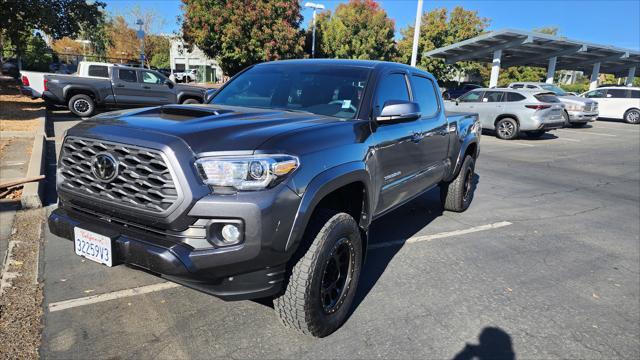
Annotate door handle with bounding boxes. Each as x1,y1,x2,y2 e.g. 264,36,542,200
116,84,125,88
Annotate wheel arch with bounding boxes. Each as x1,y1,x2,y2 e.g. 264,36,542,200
64,85,99,103
284,162,374,257
494,113,519,127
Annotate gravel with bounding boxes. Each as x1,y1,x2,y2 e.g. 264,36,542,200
0,209,45,359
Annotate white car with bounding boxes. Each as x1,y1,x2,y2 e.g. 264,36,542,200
173,69,198,83
20,61,115,99
581,86,640,124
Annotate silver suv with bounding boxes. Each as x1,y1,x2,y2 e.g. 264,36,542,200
508,82,598,127
446,88,565,140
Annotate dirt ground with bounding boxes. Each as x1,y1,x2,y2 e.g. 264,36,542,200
0,76,44,132
0,209,45,360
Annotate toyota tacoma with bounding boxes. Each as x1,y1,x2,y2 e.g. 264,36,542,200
49,59,481,337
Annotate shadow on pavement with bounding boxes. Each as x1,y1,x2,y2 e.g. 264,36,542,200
452,327,515,360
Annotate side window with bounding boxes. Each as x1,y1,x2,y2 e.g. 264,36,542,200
142,71,163,84
607,89,627,98
88,65,108,78
375,73,410,112
118,69,137,83
505,92,526,102
483,91,503,102
630,90,640,99
526,85,537,89
459,91,483,102
584,89,606,98
410,75,439,117
511,84,524,89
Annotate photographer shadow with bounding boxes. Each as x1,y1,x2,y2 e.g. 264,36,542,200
453,327,516,360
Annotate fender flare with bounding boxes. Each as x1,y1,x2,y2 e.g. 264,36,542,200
283,161,374,253
446,138,479,182
63,85,100,103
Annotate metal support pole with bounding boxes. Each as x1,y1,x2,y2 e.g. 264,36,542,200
626,66,636,86
589,62,600,90
311,9,317,58
546,56,557,84
410,0,423,67
489,49,502,88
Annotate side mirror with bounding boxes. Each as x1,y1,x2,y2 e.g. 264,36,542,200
376,100,421,123
164,79,174,89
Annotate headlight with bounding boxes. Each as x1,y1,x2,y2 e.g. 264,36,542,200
565,103,583,112
195,154,299,191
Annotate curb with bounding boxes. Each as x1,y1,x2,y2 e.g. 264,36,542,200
20,113,46,209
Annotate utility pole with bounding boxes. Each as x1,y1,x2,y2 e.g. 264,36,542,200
410,0,423,67
305,2,325,58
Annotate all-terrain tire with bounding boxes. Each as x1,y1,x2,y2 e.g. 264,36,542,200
68,94,95,118
274,210,363,338
440,155,476,212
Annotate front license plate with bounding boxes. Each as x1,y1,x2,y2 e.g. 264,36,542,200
74,227,113,267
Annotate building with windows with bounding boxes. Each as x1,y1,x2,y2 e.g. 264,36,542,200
169,38,224,83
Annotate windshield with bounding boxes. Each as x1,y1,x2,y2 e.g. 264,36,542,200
540,84,567,96
210,64,370,119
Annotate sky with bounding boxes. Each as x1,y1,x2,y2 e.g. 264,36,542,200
102,0,640,51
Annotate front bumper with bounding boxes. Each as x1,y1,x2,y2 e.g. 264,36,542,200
567,110,598,122
49,183,302,301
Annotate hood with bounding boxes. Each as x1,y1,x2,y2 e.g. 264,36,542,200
558,95,595,105
69,104,342,154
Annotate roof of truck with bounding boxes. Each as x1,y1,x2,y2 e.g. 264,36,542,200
255,58,416,71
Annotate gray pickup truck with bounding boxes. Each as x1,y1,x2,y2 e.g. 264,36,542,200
48,59,481,337
43,64,207,117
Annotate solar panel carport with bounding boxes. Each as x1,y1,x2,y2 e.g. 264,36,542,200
424,29,639,90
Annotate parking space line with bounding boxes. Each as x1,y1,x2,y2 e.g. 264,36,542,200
48,282,180,312
555,137,581,142
370,221,513,250
559,129,617,137
482,140,535,147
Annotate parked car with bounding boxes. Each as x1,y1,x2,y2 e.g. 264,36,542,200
42,63,206,117
174,68,198,83
508,82,598,127
1,59,19,78
48,59,481,337
446,88,565,140
20,61,117,99
442,82,482,100
581,86,640,124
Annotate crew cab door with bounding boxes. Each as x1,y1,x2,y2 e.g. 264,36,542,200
370,71,427,215
112,68,143,105
408,74,449,186
139,70,177,105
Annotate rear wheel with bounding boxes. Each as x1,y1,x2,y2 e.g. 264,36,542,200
68,94,95,118
274,210,362,337
495,118,519,140
181,98,200,104
441,155,476,212
624,109,640,124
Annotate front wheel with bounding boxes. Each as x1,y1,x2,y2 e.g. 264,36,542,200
441,155,476,212
181,98,200,104
274,210,362,337
495,118,519,140
624,109,640,124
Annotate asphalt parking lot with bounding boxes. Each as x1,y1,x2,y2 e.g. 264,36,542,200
40,110,639,359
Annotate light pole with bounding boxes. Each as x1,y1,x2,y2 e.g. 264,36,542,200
410,0,423,67
305,2,325,58
136,18,145,68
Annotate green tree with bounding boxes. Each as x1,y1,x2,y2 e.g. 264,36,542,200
319,0,395,60
0,0,106,67
304,11,331,58
181,0,304,76
396,7,489,81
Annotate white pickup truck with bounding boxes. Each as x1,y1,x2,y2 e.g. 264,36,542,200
20,61,115,99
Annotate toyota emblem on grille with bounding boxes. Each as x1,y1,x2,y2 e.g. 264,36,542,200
91,153,118,182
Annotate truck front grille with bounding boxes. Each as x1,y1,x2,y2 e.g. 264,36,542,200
58,137,179,213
